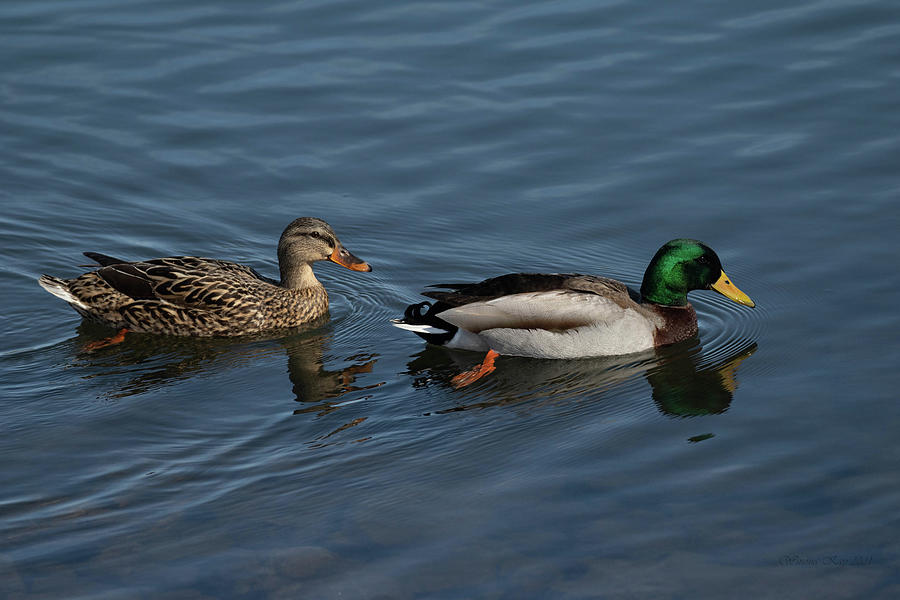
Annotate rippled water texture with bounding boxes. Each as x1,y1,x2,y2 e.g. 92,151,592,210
2,0,900,598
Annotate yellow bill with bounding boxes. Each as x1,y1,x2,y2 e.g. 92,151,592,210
710,270,755,307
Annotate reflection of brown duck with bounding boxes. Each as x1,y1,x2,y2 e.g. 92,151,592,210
283,330,381,416
71,320,381,410
402,340,757,418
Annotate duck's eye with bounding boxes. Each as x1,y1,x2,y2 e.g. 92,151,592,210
308,231,335,247
696,255,709,264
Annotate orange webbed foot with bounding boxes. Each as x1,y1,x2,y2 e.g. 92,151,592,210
451,349,500,388
84,328,129,352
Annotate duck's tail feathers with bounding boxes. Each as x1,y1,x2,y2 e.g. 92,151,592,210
83,252,128,267
38,275,88,310
391,301,457,345
390,321,446,335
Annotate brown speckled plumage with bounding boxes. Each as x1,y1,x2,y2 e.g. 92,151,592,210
38,217,371,336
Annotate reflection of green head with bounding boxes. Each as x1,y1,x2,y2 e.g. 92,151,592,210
640,239,724,306
649,342,757,417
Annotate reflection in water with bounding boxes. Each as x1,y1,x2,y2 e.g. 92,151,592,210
284,333,381,417
72,320,381,413
647,342,756,417
73,314,753,422
402,339,757,418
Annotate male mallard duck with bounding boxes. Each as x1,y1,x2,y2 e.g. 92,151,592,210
392,239,754,382
39,217,371,346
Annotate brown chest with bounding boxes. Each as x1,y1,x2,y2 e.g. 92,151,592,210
262,286,329,329
651,304,699,347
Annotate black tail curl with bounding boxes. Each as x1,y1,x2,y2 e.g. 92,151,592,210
404,301,434,323
398,301,457,346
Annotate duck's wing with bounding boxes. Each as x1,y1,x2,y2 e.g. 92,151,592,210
92,256,268,311
428,273,646,333
424,273,580,307
425,273,640,308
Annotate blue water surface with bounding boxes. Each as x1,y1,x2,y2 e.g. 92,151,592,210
2,0,899,598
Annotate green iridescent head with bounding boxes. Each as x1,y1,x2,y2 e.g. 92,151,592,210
639,239,755,308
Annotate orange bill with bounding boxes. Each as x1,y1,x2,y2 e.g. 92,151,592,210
329,245,372,272
710,270,755,307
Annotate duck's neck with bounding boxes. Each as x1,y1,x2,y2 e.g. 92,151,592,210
280,262,321,290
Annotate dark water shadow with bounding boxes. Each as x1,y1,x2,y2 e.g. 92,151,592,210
70,319,382,411
401,338,758,419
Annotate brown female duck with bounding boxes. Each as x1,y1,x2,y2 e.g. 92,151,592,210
39,217,370,346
